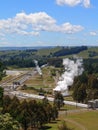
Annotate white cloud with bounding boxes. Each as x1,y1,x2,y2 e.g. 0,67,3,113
56,0,91,8
90,31,97,36
60,22,83,33
0,12,84,36
56,0,82,6
83,0,90,8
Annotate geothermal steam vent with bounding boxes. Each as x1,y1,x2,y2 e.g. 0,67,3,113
34,60,42,76
53,58,84,96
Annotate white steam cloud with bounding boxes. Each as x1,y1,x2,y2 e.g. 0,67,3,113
53,58,84,96
34,60,42,76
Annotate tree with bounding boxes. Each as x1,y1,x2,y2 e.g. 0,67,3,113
28,100,38,128
0,87,4,107
36,102,47,127
78,72,88,84
88,75,98,89
54,92,64,110
8,96,20,118
73,83,87,103
0,113,20,130
2,95,11,113
0,62,6,81
17,100,30,130
87,89,98,100
76,84,87,103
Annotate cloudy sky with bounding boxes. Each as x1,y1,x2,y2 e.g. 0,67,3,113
0,0,97,47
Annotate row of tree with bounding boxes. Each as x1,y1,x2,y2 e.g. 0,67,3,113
0,89,59,130
53,46,87,57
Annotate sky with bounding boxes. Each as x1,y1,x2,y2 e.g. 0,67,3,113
0,0,98,47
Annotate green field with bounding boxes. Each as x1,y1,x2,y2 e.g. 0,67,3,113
44,110,98,130
65,110,98,130
62,47,98,59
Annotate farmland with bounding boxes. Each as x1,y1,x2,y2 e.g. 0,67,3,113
0,46,98,130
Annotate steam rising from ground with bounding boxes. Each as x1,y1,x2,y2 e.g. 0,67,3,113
34,60,42,75
53,58,84,96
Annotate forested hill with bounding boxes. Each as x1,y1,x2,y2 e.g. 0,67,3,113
0,46,98,68
53,46,87,57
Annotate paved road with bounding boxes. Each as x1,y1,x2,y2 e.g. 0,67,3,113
9,91,88,108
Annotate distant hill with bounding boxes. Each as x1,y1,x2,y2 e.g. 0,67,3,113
0,46,98,68
0,46,55,51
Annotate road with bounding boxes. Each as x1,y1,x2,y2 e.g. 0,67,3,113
1,69,88,108
8,90,88,108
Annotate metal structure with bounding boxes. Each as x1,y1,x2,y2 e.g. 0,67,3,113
12,70,37,90
88,99,98,109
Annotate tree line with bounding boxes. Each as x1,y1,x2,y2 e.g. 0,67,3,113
53,46,87,57
0,90,58,130
72,72,98,103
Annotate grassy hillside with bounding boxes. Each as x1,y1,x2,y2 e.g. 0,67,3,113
58,46,98,59
0,46,98,59
78,47,98,58
36,46,62,56
0,46,98,69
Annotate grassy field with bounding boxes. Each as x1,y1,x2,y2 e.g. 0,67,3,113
37,46,98,58
44,109,98,130
36,46,62,56
65,110,98,130
23,66,57,95
60,46,98,59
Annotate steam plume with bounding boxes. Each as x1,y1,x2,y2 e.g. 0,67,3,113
53,58,84,96
34,60,42,75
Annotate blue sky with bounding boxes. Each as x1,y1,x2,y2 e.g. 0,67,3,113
0,0,98,47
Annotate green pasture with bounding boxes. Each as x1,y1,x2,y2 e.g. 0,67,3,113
37,46,61,56
43,110,98,130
